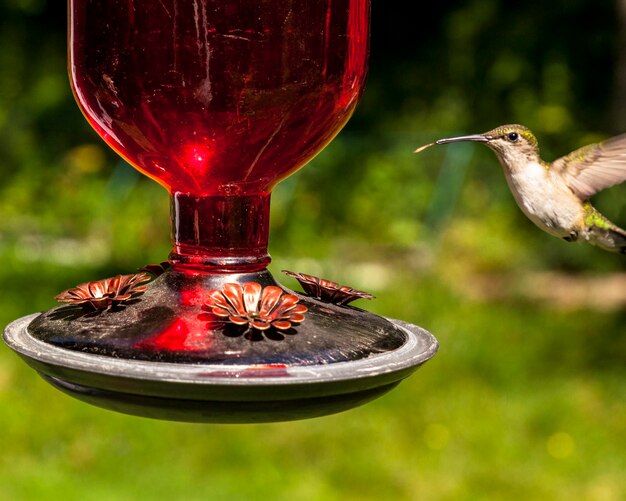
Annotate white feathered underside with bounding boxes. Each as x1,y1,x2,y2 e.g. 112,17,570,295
504,162,585,238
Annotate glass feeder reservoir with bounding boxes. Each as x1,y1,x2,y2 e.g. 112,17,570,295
3,0,438,423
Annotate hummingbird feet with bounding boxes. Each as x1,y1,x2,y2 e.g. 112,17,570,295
562,231,579,243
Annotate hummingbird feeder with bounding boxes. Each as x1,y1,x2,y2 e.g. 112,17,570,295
3,0,438,423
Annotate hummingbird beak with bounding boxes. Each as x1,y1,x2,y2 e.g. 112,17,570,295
414,133,492,153
435,134,491,145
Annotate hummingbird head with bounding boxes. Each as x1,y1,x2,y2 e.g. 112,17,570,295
425,124,541,171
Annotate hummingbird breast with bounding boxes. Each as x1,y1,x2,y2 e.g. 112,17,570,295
503,161,585,238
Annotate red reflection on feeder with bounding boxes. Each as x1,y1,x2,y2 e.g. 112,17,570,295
198,364,290,378
135,285,218,352
181,143,215,175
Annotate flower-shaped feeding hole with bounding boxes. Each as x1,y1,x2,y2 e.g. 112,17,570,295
282,270,374,306
55,273,151,312
204,282,307,336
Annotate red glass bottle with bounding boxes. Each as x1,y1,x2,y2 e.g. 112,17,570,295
69,0,369,272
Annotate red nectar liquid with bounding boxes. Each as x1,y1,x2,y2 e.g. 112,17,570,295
69,0,369,271
69,0,369,196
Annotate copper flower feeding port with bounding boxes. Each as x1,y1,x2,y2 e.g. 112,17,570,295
204,282,307,332
2,0,438,423
282,270,376,305
55,273,152,311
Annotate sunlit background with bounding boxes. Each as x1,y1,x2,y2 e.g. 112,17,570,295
1,1,625,499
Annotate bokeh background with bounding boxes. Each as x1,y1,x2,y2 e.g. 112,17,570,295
1,0,625,499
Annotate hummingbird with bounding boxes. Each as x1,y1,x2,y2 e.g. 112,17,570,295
415,124,626,254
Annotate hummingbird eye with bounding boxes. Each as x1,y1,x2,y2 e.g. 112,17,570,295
507,132,519,142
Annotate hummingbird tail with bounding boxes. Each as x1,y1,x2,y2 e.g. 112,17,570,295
584,206,626,254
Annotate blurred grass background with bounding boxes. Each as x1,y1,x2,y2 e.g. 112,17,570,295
1,0,626,499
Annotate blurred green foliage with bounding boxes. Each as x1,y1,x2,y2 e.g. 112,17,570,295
0,1,625,500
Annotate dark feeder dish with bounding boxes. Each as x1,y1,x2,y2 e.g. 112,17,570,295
2,0,438,423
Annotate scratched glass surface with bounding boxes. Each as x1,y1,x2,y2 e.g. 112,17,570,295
69,0,369,196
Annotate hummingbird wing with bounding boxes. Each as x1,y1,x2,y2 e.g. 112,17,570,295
552,134,626,199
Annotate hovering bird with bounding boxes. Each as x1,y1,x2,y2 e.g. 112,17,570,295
415,125,626,254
